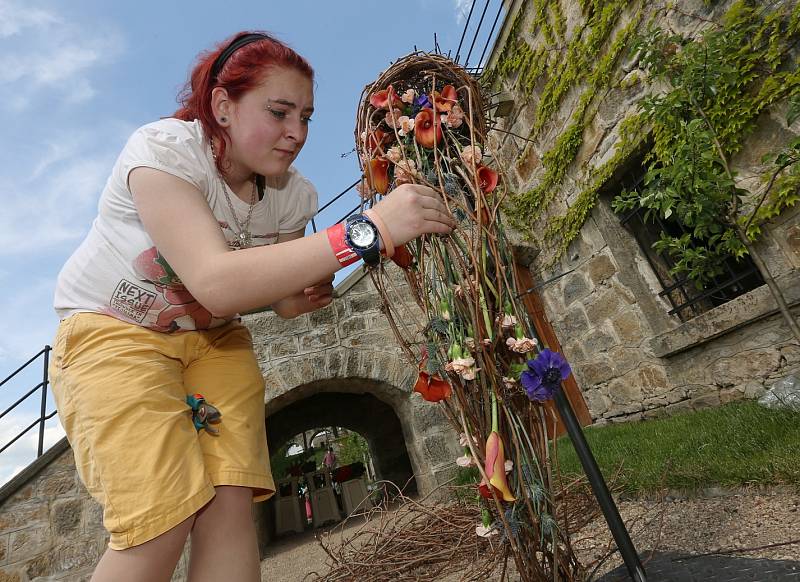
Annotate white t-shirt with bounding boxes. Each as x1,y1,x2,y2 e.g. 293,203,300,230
54,118,318,332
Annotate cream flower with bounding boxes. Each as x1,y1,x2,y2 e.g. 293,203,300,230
456,455,473,467
502,376,517,389
355,179,373,200
498,314,517,329
386,146,403,164
401,88,416,104
504,459,514,473
398,116,415,137
459,432,477,447
449,356,477,381
476,525,498,538
460,145,483,167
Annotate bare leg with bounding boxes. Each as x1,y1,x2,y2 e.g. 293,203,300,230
91,515,194,582
187,486,260,582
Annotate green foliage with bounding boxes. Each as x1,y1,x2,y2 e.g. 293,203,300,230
614,1,800,286
556,401,800,494
337,431,370,466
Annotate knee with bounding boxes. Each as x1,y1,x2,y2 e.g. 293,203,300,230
194,486,253,526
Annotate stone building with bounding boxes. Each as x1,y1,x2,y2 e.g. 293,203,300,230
484,0,800,423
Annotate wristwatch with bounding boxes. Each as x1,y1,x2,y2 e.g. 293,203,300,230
345,213,381,267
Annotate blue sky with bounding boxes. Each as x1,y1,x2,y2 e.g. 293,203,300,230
0,0,503,483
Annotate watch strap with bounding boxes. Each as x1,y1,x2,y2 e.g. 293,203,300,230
326,223,359,267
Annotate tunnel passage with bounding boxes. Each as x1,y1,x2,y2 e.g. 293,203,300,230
266,390,415,494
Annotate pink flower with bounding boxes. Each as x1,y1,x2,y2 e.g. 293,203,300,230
505,459,514,473
386,146,403,164
385,108,405,129
506,337,538,353
460,145,483,167
397,115,415,137
394,158,418,185
355,179,373,200
456,455,473,467
445,104,465,128
401,88,416,104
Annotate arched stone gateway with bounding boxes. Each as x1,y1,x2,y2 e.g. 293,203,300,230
243,267,462,501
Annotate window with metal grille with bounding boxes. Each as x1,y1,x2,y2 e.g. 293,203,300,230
614,165,764,322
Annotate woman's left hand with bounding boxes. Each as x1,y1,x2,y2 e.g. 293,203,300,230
303,274,334,308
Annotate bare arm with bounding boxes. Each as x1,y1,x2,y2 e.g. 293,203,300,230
129,167,453,317
270,229,334,319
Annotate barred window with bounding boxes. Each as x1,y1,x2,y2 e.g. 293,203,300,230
614,166,764,322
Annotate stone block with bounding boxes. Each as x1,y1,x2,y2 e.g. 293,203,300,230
52,499,82,537
577,359,615,386
0,534,6,563
583,389,612,418
0,569,21,582
556,307,590,338
54,538,104,575
82,499,104,535
690,393,721,410
608,376,643,412
710,349,780,386
9,526,50,563
562,273,592,306
410,401,450,433
298,327,338,353
515,144,542,182
636,365,670,398
0,503,48,534
611,310,645,345
585,289,626,322
247,312,308,339
587,253,617,285
421,434,458,467
308,303,339,326
36,470,77,498
347,292,384,315
340,315,368,337
269,337,300,358
25,552,51,579
583,327,618,354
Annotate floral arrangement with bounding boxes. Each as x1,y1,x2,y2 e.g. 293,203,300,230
355,53,586,580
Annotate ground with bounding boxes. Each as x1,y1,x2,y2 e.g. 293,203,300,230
259,488,800,581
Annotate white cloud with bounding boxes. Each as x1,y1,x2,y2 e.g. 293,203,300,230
0,412,65,487
454,0,473,25
0,0,123,110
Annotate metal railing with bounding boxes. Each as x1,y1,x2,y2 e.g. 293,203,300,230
0,346,57,458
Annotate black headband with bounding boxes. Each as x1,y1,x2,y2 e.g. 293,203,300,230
210,33,270,81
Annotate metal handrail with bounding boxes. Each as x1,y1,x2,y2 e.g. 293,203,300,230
0,345,56,458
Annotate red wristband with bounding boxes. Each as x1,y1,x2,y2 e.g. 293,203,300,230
364,209,394,259
326,223,359,267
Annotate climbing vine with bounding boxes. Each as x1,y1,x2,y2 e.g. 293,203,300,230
483,0,800,270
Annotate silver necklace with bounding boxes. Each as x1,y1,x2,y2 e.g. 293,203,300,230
210,141,258,249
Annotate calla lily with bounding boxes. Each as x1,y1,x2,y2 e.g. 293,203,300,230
413,367,452,402
369,85,403,110
391,244,414,269
476,165,499,193
479,431,516,502
366,129,391,156
366,158,390,194
432,84,458,112
478,390,515,502
414,108,443,149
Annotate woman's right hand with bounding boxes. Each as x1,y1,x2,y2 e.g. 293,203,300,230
370,183,456,247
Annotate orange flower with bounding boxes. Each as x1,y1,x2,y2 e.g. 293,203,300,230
366,158,390,194
432,84,458,112
413,366,452,402
477,165,499,193
414,108,442,149
369,85,403,110
478,431,515,502
391,244,414,269
366,129,391,156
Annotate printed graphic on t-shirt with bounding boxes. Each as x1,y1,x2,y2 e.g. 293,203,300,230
108,246,215,332
109,280,157,323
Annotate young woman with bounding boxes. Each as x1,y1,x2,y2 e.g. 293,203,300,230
50,31,454,582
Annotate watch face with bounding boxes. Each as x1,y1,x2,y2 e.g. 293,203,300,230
350,221,376,248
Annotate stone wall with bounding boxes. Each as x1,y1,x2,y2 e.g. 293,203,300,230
487,0,800,422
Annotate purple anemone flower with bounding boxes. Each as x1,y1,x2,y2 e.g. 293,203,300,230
415,94,432,109
520,349,571,402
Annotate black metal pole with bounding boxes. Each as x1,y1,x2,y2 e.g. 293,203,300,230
38,345,50,457
553,385,647,582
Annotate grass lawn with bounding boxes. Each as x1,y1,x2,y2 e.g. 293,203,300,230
556,400,800,495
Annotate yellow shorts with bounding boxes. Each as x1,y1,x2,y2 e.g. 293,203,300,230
49,312,275,550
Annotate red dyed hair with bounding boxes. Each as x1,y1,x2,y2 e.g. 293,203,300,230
173,31,314,175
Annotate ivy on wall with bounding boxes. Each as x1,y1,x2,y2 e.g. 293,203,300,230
483,0,800,267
